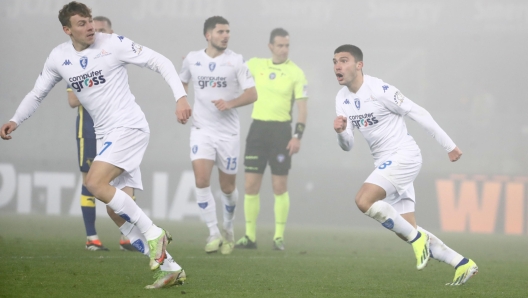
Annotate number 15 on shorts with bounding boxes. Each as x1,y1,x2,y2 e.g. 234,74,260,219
226,157,237,171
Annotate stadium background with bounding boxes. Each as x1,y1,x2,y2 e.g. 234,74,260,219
0,0,527,235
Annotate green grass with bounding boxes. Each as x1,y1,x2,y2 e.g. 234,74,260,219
1,215,527,297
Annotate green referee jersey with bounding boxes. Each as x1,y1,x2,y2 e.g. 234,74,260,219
247,58,307,122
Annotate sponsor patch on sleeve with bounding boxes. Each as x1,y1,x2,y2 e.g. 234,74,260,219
393,91,404,106
131,42,143,55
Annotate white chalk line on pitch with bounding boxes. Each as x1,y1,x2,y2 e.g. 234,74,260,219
2,255,311,260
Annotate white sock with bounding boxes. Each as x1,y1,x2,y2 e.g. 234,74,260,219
195,186,220,237
120,221,149,256
418,226,464,268
220,189,238,231
365,200,418,241
120,222,182,271
107,188,155,235
161,252,182,272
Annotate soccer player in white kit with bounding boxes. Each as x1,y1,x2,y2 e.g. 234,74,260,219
180,16,257,255
332,45,478,285
0,2,191,289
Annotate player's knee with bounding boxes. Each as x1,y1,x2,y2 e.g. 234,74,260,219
195,177,210,189
220,184,235,194
84,174,100,197
355,194,373,213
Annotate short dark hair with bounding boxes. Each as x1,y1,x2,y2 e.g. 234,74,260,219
93,16,112,28
334,44,363,62
58,1,92,27
269,28,289,44
203,16,229,36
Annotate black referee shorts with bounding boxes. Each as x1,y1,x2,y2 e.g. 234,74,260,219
244,120,292,175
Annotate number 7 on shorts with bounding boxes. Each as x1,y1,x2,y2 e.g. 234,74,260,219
98,141,112,155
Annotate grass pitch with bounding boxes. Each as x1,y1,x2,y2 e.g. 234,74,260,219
1,215,527,298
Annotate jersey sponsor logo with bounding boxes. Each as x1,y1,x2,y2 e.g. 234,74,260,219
62,59,72,66
68,70,107,92
343,99,351,105
269,72,276,80
79,56,88,69
197,76,227,89
349,113,379,129
192,145,198,154
382,85,389,93
117,35,124,42
94,49,112,59
195,61,201,66
131,42,143,55
354,98,361,110
393,91,405,106
209,62,216,72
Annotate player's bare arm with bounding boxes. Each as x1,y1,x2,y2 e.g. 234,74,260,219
212,86,257,111
176,96,192,124
67,90,81,108
448,146,462,162
0,121,18,140
334,115,347,133
286,99,307,156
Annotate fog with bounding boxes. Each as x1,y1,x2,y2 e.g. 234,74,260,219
1,0,527,234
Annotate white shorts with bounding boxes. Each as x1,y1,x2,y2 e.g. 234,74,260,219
365,151,422,213
190,127,240,175
94,127,149,190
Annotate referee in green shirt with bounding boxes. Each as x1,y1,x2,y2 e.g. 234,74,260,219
236,28,308,250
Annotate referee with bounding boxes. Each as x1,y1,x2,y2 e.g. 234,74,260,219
236,28,308,251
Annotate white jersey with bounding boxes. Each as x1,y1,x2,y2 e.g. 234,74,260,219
180,49,255,136
335,75,422,166
11,32,186,138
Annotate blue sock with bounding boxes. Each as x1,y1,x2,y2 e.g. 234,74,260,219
80,185,97,237
455,258,469,269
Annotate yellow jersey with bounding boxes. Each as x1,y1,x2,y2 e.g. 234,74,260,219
247,58,307,122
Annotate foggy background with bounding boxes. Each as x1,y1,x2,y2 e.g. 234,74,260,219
1,0,527,233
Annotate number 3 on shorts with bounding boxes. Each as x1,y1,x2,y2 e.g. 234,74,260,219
98,141,112,155
378,160,392,170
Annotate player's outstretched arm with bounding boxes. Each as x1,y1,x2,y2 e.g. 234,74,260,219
176,96,192,124
212,86,258,111
334,115,354,151
406,102,457,154
448,146,463,162
0,121,18,140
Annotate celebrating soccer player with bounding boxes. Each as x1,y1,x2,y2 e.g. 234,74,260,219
236,28,308,251
179,16,257,254
66,15,137,252
0,1,191,289
332,44,477,285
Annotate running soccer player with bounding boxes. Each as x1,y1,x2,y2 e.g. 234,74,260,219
332,44,477,285
180,16,257,254
67,15,135,252
1,2,191,289
235,28,308,251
